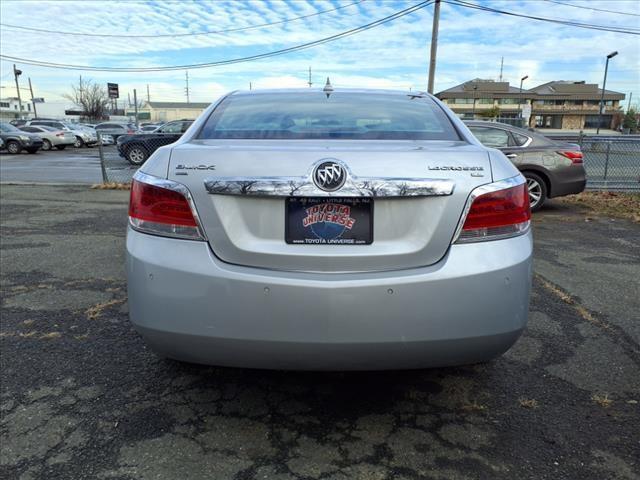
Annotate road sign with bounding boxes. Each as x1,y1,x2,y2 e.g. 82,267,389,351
108,83,119,99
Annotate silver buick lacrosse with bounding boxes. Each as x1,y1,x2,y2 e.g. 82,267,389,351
126,88,532,370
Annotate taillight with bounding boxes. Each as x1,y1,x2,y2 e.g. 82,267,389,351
455,179,531,243
129,173,204,240
557,151,583,164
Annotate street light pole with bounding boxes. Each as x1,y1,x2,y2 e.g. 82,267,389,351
13,64,23,117
519,75,528,124
471,85,478,119
597,51,618,134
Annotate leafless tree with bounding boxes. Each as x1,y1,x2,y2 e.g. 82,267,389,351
63,78,110,120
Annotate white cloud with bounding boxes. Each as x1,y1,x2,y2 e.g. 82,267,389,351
0,0,637,106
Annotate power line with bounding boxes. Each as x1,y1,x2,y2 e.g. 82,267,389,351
445,0,640,35
544,0,640,18
0,1,433,72
0,0,366,39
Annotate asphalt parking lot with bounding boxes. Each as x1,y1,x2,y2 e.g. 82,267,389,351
1,185,639,480
0,147,106,184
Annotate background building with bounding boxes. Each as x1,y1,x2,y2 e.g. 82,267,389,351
527,81,624,130
131,101,211,122
436,79,625,130
0,97,33,121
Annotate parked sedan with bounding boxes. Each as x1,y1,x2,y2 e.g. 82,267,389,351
19,125,75,151
127,89,532,370
465,121,586,211
77,124,114,145
25,120,98,148
0,122,43,154
139,123,164,132
117,119,192,165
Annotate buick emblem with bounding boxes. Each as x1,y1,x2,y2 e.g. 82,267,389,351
313,161,347,192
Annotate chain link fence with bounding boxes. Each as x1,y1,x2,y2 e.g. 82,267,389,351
96,133,179,184
545,134,640,191
580,137,640,191
96,132,640,192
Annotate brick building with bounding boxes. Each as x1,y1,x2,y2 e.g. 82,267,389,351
436,79,625,130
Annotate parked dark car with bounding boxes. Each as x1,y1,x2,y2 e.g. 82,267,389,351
94,122,139,141
117,120,193,165
0,122,44,154
465,121,586,211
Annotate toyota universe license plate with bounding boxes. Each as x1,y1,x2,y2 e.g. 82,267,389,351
285,197,373,245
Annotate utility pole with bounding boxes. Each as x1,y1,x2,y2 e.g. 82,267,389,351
28,77,37,118
499,57,504,82
13,64,23,116
427,0,441,94
185,70,190,103
308,66,312,88
146,84,150,103
133,89,139,129
249,82,252,90
628,92,633,112
128,92,131,107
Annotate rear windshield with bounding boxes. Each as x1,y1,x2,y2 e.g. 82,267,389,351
198,92,460,140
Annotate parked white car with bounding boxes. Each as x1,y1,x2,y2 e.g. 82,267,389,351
19,125,76,151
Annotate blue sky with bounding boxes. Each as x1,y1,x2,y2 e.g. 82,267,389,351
1,0,638,108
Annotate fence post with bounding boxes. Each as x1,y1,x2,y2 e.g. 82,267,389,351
603,141,611,191
97,132,107,183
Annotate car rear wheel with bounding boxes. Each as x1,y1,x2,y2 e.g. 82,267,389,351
6,140,21,154
74,136,84,148
42,139,52,151
524,172,547,212
56,145,67,150
126,145,148,166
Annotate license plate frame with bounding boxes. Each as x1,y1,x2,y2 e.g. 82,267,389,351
285,197,373,245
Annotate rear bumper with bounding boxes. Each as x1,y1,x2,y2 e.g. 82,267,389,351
548,165,587,198
126,228,533,370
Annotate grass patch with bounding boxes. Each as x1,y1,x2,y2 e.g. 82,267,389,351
40,332,62,340
556,192,640,223
518,398,539,409
91,182,131,190
85,298,126,320
592,393,613,408
461,400,487,412
536,274,611,331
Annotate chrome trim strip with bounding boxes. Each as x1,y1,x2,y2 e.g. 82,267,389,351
204,159,453,198
205,176,454,198
132,171,208,241
451,175,529,244
204,159,454,198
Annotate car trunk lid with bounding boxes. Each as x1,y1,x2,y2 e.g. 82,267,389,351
167,139,492,272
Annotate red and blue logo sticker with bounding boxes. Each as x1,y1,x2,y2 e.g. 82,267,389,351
286,197,373,245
